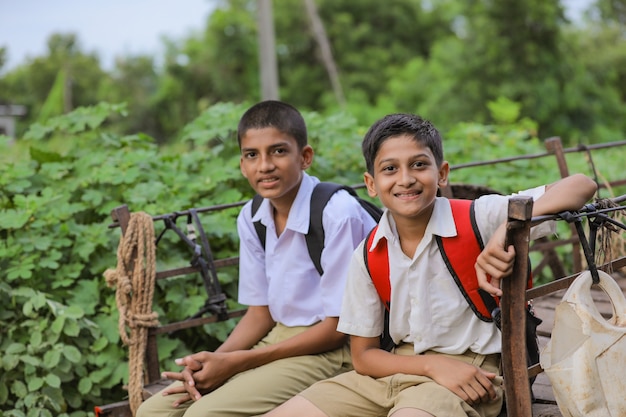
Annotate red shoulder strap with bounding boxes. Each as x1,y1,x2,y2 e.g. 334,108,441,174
438,199,494,320
365,199,504,321
364,226,390,310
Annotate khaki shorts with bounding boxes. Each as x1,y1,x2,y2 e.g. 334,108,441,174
300,344,504,417
136,323,352,417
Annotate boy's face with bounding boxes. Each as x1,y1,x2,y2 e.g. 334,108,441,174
240,127,313,206
363,134,449,222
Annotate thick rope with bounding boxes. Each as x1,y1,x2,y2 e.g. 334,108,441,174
594,197,626,274
104,212,159,416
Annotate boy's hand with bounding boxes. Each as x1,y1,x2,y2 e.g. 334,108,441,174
160,357,205,407
475,222,515,297
161,351,241,406
426,355,499,406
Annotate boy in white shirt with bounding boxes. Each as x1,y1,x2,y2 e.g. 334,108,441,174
136,101,377,417
265,113,597,417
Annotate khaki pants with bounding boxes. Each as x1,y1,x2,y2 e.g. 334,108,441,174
135,323,352,417
301,344,504,417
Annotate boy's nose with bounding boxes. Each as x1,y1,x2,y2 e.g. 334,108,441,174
398,169,417,186
259,155,275,171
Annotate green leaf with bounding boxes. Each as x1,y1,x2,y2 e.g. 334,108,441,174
22,300,34,317
78,377,92,394
19,355,40,367
29,146,65,164
3,355,19,370
27,407,52,417
11,380,27,397
0,209,30,229
44,373,61,388
7,262,34,280
24,122,53,140
31,292,47,310
27,377,44,392
30,331,43,349
62,345,82,363
91,337,108,352
43,349,62,368
63,319,80,337
64,305,85,319
50,316,66,334
6,343,26,354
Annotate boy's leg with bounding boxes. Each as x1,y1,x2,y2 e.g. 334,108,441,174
181,343,351,417
135,381,190,417
390,350,503,417
286,370,391,417
139,324,351,417
266,395,329,417
270,347,503,417
389,410,433,417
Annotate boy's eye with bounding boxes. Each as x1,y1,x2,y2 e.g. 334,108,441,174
382,165,396,173
412,160,427,169
244,151,257,159
272,148,286,155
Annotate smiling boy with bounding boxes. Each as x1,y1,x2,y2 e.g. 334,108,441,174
136,101,377,417
265,113,597,417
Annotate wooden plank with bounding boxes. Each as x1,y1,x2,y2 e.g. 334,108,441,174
501,196,534,417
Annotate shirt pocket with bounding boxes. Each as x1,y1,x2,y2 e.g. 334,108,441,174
428,270,467,328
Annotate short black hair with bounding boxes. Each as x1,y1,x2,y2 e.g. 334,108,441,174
361,113,443,175
237,100,307,149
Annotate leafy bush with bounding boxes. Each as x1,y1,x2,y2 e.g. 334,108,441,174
1,99,621,415
0,101,375,415
0,102,247,415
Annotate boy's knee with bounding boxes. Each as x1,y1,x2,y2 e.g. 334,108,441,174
134,389,188,417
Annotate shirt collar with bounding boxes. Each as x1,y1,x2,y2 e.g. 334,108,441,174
250,172,318,235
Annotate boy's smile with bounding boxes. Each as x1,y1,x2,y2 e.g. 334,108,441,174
364,134,449,223
240,127,313,209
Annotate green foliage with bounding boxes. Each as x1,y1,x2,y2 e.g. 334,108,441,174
0,101,382,414
0,101,241,415
1,97,623,413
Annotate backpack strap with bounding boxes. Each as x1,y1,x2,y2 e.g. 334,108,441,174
307,182,362,275
251,194,266,248
364,226,390,307
251,182,381,276
363,226,395,351
435,199,498,321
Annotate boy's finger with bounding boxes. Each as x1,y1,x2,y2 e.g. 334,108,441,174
161,371,184,382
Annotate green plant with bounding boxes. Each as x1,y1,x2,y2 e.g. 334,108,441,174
1,99,620,414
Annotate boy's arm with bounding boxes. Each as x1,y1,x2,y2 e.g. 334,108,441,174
215,305,276,352
350,335,498,406
476,173,597,296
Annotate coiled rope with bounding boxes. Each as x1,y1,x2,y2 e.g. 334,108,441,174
104,212,159,415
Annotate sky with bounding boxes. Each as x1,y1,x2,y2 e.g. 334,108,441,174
0,0,593,75
0,0,216,73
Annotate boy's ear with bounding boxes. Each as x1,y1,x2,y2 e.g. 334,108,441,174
239,156,248,179
438,161,450,188
300,145,314,170
364,172,377,198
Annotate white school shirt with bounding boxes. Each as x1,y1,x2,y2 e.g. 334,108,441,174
337,187,553,355
237,173,378,327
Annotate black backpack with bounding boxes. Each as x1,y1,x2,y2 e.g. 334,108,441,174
251,182,382,275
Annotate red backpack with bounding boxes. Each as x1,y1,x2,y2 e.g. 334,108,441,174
363,199,534,350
